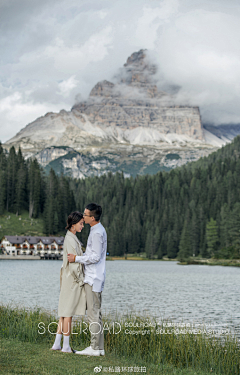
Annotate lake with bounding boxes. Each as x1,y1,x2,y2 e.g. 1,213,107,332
1,260,240,336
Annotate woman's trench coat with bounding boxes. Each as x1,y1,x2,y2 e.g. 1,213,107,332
58,230,86,317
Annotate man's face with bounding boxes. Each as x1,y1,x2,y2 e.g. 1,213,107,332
83,209,93,225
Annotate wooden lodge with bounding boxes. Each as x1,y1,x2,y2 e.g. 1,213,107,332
0,236,64,259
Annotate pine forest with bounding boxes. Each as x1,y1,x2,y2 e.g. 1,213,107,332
1,136,240,260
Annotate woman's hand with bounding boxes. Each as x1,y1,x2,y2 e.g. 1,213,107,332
67,253,76,263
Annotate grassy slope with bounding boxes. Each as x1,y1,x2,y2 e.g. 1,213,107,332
0,211,64,240
0,338,215,375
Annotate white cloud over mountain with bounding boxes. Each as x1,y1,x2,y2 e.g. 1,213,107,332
0,0,240,142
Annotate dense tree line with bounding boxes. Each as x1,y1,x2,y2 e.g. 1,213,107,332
1,136,240,258
0,143,75,235
72,136,240,259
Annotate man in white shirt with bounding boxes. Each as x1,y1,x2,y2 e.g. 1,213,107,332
67,203,107,356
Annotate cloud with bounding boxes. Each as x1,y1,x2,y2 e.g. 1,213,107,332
43,26,113,74
0,0,240,142
152,7,240,124
58,76,78,97
135,0,179,49
0,91,64,142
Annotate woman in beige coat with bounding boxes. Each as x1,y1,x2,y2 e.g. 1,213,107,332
51,211,86,353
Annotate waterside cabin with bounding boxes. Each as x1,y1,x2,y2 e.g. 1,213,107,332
0,236,64,259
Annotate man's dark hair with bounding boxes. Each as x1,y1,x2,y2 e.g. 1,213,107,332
85,203,102,222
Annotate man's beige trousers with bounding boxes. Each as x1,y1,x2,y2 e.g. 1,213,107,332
85,283,104,350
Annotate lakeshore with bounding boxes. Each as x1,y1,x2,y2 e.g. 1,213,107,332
2,254,240,268
0,255,41,260
0,255,148,261
178,258,240,267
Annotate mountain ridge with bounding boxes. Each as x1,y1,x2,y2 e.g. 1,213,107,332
4,49,240,178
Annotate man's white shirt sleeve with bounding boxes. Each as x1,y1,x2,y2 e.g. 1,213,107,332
75,232,102,264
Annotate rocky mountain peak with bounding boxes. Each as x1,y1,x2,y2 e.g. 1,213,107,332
88,49,164,100
124,49,147,66
5,48,233,180
122,49,157,86
89,80,115,97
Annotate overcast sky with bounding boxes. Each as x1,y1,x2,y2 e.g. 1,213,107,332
0,0,240,142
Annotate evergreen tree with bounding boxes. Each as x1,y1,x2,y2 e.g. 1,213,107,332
220,204,231,248
15,165,27,214
53,211,59,234
157,238,164,259
178,216,192,260
15,148,28,214
206,218,219,257
191,212,199,256
44,169,59,235
0,142,7,214
145,229,155,259
28,159,43,218
167,230,178,258
0,168,6,215
6,146,18,212
228,203,240,255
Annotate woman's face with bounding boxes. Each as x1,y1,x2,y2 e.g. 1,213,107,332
74,218,84,233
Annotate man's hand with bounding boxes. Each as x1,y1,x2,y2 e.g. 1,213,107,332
67,253,76,263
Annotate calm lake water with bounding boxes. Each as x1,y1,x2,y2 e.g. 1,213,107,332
1,260,240,336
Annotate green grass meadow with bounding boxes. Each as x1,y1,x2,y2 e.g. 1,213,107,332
0,211,45,239
0,305,239,374
1,337,213,375
0,211,65,241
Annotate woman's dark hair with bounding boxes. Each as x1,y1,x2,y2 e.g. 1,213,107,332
65,211,83,230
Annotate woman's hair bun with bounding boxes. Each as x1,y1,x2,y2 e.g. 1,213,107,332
65,211,83,230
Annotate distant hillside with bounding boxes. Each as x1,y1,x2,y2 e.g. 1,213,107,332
0,211,45,240
203,123,240,140
187,134,240,170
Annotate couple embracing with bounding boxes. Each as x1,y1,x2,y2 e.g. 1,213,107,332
51,203,107,356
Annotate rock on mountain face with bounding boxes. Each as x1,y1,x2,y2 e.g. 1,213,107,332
73,49,203,141
4,49,239,178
